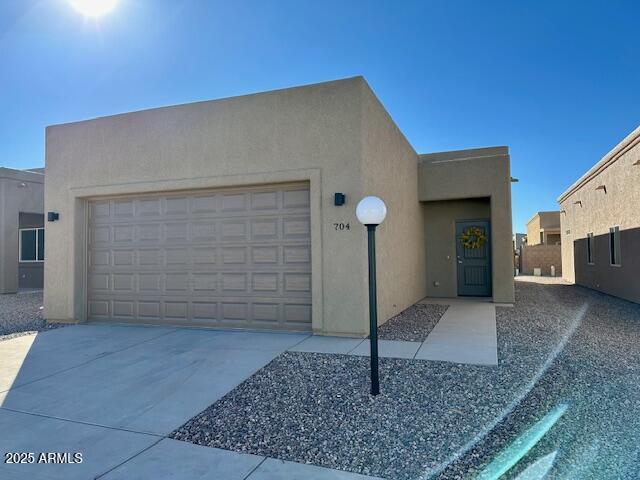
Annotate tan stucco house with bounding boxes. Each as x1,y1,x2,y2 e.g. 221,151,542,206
559,125,640,303
526,211,561,246
44,77,515,336
0,167,45,293
519,211,562,276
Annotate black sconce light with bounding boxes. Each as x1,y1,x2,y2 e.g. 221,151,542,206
47,212,59,222
334,193,346,206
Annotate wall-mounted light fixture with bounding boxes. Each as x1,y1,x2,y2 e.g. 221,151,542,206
17,182,27,188
634,159,640,166
573,200,582,207
596,185,607,194
334,193,346,206
47,212,59,222
560,210,566,214
510,177,519,183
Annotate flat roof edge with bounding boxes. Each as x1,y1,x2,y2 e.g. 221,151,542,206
557,125,640,203
0,166,45,181
418,146,509,163
46,76,366,130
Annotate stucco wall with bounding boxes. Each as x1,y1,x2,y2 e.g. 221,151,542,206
526,212,560,245
558,126,640,301
521,244,562,276
46,77,368,335
360,83,427,324
0,169,45,293
45,77,433,335
418,148,515,303
423,198,491,298
526,215,542,245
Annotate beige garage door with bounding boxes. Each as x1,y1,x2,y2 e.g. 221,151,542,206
87,184,312,331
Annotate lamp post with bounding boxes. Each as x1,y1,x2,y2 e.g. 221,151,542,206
356,196,387,396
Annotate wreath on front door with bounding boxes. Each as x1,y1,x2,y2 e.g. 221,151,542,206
460,227,487,249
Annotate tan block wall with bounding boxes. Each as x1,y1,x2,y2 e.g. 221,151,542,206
521,244,562,276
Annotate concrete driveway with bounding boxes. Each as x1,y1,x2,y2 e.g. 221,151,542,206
0,325,379,480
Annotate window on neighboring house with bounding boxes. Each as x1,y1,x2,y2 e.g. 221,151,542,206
587,233,594,264
540,232,544,245
19,228,45,262
609,226,621,266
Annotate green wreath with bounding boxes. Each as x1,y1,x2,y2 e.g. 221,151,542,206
460,227,487,249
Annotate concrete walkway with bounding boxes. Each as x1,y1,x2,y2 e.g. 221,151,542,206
415,298,498,365
290,297,498,366
0,325,380,480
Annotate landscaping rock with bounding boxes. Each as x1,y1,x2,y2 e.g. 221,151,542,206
377,304,448,342
0,292,64,341
171,282,640,479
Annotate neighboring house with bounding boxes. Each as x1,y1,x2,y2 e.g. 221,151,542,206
513,233,527,252
513,232,526,274
44,77,515,336
0,167,45,293
526,211,561,245
521,211,562,276
558,126,640,303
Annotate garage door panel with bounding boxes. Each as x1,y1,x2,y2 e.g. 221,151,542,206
135,224,160,243
283,189,310,209
283,217,311,239
251,191,279,210
88,184,311,331
164,197,189,215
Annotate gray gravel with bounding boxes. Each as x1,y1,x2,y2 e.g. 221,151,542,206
436,281,640,479
0,292,64,341
171,282,640,479
172,351,508,479
377,304,448,342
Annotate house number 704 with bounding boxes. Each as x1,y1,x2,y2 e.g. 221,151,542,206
334,223,351,231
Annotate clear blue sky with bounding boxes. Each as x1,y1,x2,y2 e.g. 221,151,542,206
1,1,638,232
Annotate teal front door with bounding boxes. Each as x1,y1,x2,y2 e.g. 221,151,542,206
456,220,492,297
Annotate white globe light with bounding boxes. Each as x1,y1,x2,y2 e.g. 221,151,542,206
356,196,387,225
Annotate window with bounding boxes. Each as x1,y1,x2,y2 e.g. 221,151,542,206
540,232,544,245
609,226,621,266
19,228,44,262
587,233,594,264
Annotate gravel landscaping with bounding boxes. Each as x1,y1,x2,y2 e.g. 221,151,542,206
377,304,448,342
171,281,640,479
436,281,640,479
0,292,64,341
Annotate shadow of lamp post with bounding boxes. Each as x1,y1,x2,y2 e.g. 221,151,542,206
356,196,387,396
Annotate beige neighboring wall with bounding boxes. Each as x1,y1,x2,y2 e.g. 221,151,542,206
558,126,640,301
0,168,45,293
418,147,515,303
